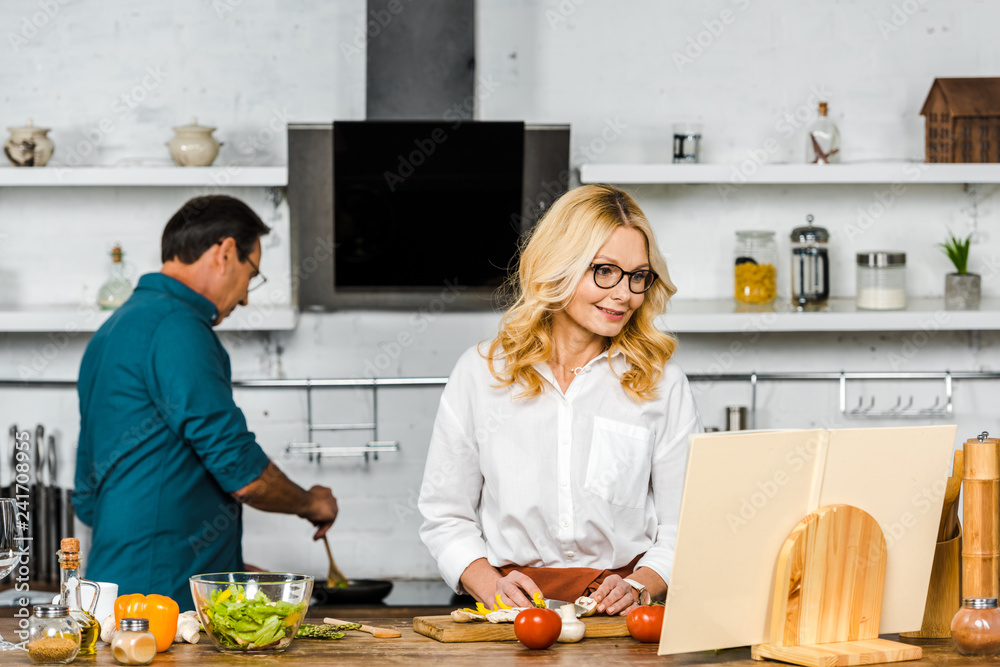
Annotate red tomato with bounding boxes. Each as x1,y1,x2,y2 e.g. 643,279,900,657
513,608,562,649
627,605,665,643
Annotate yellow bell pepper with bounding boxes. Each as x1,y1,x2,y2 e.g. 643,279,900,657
114,593,179,652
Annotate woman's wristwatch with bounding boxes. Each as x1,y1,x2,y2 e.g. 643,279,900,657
622,578,651,606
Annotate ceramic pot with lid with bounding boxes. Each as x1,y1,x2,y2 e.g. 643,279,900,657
790,214,830,310
5,119,55,167
167,117,222,167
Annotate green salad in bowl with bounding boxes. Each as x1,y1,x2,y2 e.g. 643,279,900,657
190,573,313,652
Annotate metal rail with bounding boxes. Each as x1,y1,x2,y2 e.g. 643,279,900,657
2,371,992,449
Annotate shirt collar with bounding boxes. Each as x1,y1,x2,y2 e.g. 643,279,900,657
532,346,626,385
136,273,219,324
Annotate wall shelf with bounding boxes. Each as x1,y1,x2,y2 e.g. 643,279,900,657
0,305,298,332
0,166,287,187
660,298,1000,333
580,162,1000,185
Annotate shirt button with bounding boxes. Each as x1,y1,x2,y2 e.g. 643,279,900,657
562,520,569,528
560,438,569,446
561,398,568,407
560,480,568,487
566,551,575,558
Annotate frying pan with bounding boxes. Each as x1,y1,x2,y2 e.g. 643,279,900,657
311,579,393,606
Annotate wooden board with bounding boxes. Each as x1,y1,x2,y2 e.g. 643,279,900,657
769,505,885,647
660,425,957,656
413,614,629,642
751,638,922,667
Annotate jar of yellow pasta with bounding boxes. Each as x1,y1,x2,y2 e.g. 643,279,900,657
734,231,777,305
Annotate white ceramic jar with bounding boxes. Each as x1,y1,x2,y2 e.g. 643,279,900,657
167,117,222,167
5,119,55,167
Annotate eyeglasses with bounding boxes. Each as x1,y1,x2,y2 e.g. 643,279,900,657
246,256,267,293
590,263,658,294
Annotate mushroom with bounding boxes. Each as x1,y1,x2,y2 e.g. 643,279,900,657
99,614,117,644
174,611,201,643
574,596,598,617
557,604,586,643
485,608,524,623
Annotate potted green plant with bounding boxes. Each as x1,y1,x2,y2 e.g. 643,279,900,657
938,232,981,310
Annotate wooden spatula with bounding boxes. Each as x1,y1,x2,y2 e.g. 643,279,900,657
322,535,348,589
324,617,401,638
938,448,963,542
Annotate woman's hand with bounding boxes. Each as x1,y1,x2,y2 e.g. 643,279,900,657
591,574,640,616
494,569,543,609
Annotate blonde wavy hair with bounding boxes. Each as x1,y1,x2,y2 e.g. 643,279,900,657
487,184,678,402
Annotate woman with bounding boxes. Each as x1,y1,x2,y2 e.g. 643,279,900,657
419,184,701,616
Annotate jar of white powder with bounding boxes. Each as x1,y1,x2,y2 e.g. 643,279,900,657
857,251,906,310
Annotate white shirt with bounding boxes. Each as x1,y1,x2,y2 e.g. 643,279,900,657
418,343,702,593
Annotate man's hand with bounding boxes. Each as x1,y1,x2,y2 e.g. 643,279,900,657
234,462,339,538
299,485,338,539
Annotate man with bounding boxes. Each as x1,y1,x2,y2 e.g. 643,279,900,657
74,195,338,609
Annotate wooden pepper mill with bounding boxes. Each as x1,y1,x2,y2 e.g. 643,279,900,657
962,431,1000,599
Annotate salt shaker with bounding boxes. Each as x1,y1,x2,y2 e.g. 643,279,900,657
111,618,157,666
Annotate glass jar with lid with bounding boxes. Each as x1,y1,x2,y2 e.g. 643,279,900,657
111,618,157,666
734,231,777,305
856,251,906,310
790,215,830,310
952,597,1000,656
27,605,80,665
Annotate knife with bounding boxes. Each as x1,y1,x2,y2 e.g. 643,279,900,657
47,434,61,584
544,599,587,617
32,424,45,582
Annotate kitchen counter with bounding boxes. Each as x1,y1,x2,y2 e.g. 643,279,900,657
0,615,978,665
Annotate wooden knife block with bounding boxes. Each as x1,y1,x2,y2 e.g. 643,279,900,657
899,528,962,639
751,505,922,667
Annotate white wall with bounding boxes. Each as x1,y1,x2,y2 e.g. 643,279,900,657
2,0,999,589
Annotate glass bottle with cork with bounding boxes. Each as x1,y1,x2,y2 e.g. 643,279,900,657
57,537,101,656
97,243,133,310
806,101,841,164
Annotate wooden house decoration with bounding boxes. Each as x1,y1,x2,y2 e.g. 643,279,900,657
921,77,1000,163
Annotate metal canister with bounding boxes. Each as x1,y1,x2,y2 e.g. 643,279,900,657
725,406,749,431
790,214,830,310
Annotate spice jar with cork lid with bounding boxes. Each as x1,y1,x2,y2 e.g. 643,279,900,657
27,605,80,665
111,618,158,666
952,597,1000,656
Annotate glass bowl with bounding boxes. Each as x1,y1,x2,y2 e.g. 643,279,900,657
190,572,313,652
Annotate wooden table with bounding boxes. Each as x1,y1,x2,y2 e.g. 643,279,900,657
0,615,975,665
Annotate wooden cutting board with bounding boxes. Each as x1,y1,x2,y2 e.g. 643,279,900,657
413,614,629,642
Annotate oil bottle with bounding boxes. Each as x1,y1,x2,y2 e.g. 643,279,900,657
57,537,101,655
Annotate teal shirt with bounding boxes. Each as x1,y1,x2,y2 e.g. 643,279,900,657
75,273,270,610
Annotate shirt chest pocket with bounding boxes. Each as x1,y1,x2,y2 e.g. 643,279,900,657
584,416,653,509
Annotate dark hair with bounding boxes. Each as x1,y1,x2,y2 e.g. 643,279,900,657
161,195,271,264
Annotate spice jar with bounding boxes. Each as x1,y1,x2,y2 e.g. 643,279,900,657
112,618,157,666
734,231,777,305
27,605,80,665
857,251,906,310
790,215,830,310
952,597,1000,656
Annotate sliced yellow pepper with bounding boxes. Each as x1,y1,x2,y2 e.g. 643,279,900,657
532,592,546,608
217,589,232,603
494,594,511,610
